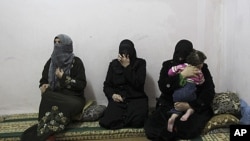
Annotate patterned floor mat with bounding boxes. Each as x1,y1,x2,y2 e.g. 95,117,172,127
0,113,230,141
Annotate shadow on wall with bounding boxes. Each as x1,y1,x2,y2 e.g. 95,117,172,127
145,73,158,107
84,78,107,105
83,79,96,101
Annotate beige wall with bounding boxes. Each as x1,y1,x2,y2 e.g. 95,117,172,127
0,0,249,115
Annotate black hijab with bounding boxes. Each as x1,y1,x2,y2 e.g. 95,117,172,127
119,39,137,65
172,39,194,64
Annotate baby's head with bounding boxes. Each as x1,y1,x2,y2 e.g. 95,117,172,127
186,50,207,69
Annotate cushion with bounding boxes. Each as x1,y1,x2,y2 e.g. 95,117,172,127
240,99,250,125
81,104,106,122
212,92,240,115
203,114,239,134
72,100,96,121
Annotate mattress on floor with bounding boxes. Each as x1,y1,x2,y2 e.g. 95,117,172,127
0,113,145,141
0,113,230,141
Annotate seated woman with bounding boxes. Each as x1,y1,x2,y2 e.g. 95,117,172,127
99,39,149,129
144,39,215,141
21,34,87,141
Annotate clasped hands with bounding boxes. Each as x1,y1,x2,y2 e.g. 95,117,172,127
118,54,130,68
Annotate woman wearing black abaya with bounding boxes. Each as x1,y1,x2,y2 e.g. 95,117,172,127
99,39,148,129
144,39,215,141
21,34,86,141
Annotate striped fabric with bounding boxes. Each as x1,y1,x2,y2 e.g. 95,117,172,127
0,113,145,141
0,113,230,141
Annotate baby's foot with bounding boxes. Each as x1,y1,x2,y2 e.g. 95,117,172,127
180,109,194,121
167,118,175,132
180,114,189,121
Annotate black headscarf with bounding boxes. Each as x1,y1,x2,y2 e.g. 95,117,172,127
172,39,194,64
119,39,137,65
48,34,75,90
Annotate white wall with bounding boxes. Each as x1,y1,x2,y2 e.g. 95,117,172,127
0,0,249,115
222,0,250,103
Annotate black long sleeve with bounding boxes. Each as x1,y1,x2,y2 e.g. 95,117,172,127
158,59,215,112
39,57,87,95
103,58,147,100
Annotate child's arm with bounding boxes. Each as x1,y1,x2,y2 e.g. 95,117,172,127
168,64,186,76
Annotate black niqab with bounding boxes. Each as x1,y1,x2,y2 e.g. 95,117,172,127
119,39,137,65
173,39,193,64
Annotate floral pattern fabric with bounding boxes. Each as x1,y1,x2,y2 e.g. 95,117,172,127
37,106,69,136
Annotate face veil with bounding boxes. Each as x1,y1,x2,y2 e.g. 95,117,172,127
119,39,137,65
48,34,75,90
172,39,194,64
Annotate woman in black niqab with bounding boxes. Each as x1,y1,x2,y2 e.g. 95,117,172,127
144,39,215,141
172,39,194,64
99,39,148,129
118,39,137,65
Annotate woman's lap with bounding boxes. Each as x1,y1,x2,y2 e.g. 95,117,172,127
39,91,85,119
144,106,208,140
100,98,148,129
21,91,85,141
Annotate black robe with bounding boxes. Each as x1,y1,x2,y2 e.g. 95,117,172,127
144,60,215,140
99,59,148,129
21,56,86,141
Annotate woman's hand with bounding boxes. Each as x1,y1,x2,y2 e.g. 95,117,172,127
55,68,64,79
180,65,199,78
174,102,190,111
40,84,49,94
118,54,130,68
112,94,123,102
